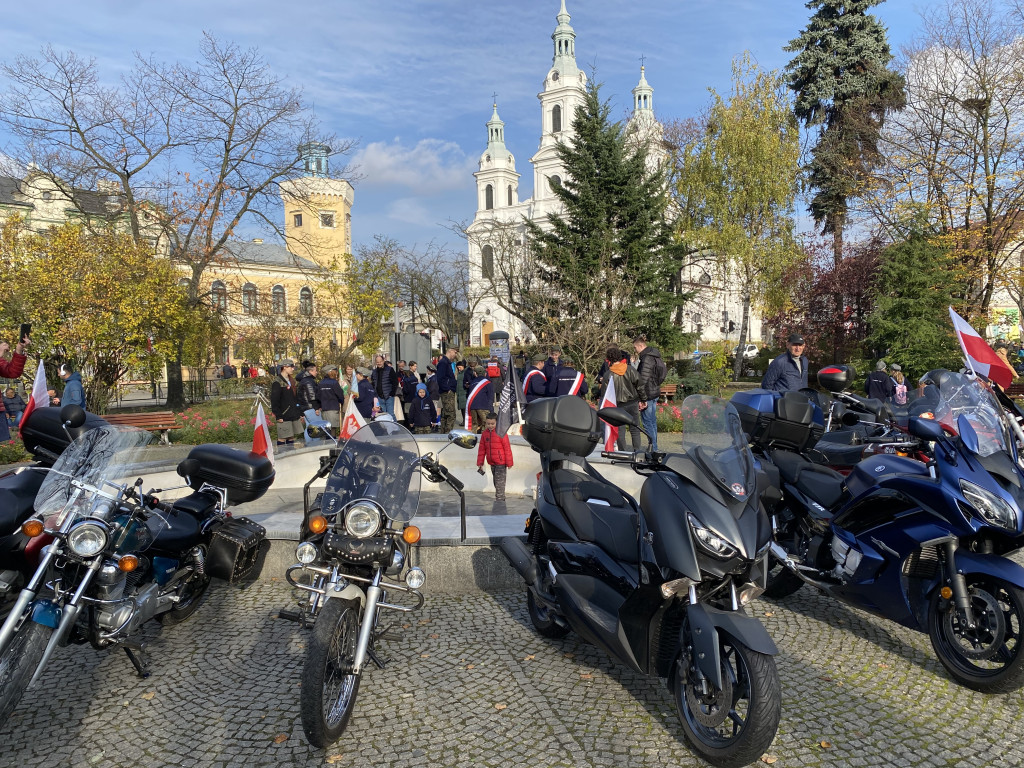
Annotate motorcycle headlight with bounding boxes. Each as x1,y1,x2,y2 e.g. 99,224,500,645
67,521,109,557
295,542,319,565
345,503,382,539
405,567,426,589
688,514,738,559
960,479,1018,531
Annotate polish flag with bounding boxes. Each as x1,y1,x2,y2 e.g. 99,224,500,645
252,404,275,465
338,393,367,440
949,307,1015,390
599,377,619,451
18,360,49,439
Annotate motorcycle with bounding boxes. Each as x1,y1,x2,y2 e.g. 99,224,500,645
0,406,274,722
283,414,477,747
500,395,781,768
761,370,1024,692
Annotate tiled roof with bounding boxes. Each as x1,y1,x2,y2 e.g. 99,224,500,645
223,240,320,271
0,177,31,208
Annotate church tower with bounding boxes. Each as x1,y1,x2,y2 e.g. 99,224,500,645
474,102,520,213
626,65,666,170
280,141,355,266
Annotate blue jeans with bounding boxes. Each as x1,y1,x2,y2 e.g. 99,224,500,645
641,399,658,451
379,396,395,417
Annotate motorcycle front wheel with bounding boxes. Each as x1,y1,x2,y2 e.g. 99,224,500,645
0,615,52,724
300,597,362,747
673,635,781,768
928,575,1024,693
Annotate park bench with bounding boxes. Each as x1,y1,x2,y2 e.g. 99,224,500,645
659,384,678,402
1007,383,1024,399
102,411,182,444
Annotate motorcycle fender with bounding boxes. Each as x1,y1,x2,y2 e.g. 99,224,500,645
950,550,1024,589
684,604,779,692
29,599,60,629
321,582,366,608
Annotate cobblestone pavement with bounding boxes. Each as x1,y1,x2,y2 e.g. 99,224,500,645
3,581,1023,768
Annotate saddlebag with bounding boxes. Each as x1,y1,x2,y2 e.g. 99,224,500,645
206,516,268,583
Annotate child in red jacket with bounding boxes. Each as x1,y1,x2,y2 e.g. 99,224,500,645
477,413,513,501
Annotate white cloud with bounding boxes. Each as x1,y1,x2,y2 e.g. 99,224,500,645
353,138,475,193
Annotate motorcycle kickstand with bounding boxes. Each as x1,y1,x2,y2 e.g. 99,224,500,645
366,646,387,670
123,643,151,679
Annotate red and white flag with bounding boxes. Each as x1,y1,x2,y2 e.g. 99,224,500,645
338,393,368,441
949,307,1015,390
465,378,490,431
599,377,619,451
252,404,275,465
18,360,49,439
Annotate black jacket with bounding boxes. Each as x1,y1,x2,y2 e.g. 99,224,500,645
270,375,301,421
636,346,665,401
296,370,320,411
371,364,399,400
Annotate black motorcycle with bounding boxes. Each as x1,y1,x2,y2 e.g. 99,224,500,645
0,407,273,723
500,395,781,768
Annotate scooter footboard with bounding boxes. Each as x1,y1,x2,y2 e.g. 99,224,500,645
684,604,779,691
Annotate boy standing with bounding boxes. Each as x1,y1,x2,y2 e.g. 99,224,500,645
477,413,513,501
409,383,437,434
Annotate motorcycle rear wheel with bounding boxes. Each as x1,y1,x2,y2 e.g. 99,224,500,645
159,570,211,627
928,576,1024,693
674,635,781,768
300,597,362,747
0,615,52,724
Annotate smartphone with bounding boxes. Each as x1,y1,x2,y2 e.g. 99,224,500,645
19,323,30,343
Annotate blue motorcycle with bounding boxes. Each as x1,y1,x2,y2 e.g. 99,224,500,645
756,371,1024,692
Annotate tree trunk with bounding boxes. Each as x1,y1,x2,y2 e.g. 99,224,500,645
166,351,186,412
733,291,752,382
833,221,845,363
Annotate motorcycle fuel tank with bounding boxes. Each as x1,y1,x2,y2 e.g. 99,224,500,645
844,454,929,501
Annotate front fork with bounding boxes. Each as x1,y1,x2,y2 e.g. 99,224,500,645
351,569,383,675
943,538,977,629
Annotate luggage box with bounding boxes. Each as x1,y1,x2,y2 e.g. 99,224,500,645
817,365,856,393
522,396,603,456
180,444,275,504
730,389,824,452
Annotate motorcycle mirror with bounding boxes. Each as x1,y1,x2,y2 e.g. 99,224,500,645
60,404,86,429
448,428,478,449
841,411,860,427
957,414,981,455
597,406,636,428
908,415,945,442
177,458,201,479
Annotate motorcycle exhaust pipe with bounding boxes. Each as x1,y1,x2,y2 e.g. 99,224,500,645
499,537,538,586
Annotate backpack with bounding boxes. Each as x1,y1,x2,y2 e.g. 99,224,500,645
894,383,907,405
652,355,668,386
486,359,500,378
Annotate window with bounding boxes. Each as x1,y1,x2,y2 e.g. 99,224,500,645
242,283,258,315
293,213,302,227
485,184,494,210
211,280,227,312
319,212,335,228
550,175,562,190
507,185,513,206
41,191,52,201
272,285,286,314
552,104,562,133
299,286,313,316
482,245,494,279
274,340,288,359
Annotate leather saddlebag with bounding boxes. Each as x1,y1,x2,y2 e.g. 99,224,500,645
207,516,268,583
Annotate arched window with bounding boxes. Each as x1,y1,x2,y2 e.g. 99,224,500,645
272,285,286,314
550,175,562,191
481,245,494,280
299,286,313,316
242,283,258,315
507,185,513,206
211,280,227,312
485,184,494,210
552,104,562,133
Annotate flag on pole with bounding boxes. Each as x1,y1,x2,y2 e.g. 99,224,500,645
465,377,491,431
600,377,619,451
497,363,524,437
18,359,49,439
252,404,275,465
338,392,368,440
949,307,1015,390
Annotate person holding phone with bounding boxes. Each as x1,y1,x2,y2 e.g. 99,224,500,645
0,331,29,441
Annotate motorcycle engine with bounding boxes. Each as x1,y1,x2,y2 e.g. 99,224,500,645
93,562,127,602
831,537,862,581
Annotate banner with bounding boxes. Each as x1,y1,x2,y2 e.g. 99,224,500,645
600,377,619,451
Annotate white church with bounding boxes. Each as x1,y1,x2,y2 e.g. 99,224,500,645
466,0,765,349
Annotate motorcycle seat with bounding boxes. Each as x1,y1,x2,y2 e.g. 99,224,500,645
810,442,865,468
549,467,638,564
147,491,217,554
0,469,45,536
771,450,846,510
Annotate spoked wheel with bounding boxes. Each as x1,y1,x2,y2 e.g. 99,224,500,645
300,598,362,747
159,568,211,626
0,613,52,724
674,635,781,768
928,576,1024,693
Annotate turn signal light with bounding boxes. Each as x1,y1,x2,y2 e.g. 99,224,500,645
403,526,421,544
118,555,140,573
309,515,328,534
21,520,44,538
940,586,953,600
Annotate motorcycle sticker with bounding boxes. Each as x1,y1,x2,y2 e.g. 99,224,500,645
731,482,746,497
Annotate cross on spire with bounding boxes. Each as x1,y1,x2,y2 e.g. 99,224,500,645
639,54,647,70
492,91,498,107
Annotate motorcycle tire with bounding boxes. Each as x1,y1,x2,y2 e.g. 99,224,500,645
159,570,212,627
527,589,569,639
300,597,362,747
927,575,1024,693
673,634,781,768
0,616,52,724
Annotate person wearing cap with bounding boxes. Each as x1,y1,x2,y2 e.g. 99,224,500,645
270,359,303,446
761,333,809,392
437,346,460,433
523,353,549,403
865,359,896,401
352,366,378,420
317,365,345,429
543,346,564,396
296,360,321,415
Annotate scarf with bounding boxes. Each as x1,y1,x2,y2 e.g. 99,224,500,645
609,359,629,376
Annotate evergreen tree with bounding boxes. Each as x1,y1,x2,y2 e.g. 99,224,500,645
785,0,906,264
525,81,688,355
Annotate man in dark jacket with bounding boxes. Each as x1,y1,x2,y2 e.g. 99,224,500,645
553,359,588,398
296,361,321,414
543,346,564,396
370,355,400,419
58,363,86,409
633,335,665,451
761,333,809,392
437,347,459,433
865,360,896,401
523,354,548,403
465,366,495,432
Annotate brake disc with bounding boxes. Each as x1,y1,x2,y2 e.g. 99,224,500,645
945,587,1006,661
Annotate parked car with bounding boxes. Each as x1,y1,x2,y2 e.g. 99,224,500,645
732,343,760,360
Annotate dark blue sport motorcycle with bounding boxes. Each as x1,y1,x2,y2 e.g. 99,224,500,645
760,371,1024,692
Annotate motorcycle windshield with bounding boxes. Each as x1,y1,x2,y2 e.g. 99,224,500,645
34,425,153,523
324,419,422,523
929,373,1012,458
679,395,756,501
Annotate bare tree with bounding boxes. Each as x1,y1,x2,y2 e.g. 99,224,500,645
392,241,478,347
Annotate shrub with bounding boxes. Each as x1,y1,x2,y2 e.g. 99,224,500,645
0,437,30,464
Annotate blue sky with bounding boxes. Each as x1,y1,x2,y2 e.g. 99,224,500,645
1,0,928,253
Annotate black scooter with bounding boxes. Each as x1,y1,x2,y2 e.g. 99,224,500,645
500,395,781,768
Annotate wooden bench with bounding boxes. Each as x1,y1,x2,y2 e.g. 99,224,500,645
1007,383,1024,399
659,384,678,402
102,411,182,444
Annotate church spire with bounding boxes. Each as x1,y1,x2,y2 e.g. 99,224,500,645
632,64,654,116
484,101,511,161
551,0,578,77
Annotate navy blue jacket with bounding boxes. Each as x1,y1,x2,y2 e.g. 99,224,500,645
522,367,548,403
409,393,437,428
401,370,421,402
466,378,494,413
553,366,588,397
542,357,562,396
761,353,808,392
436,357,457,393
317,378,344,412
353,379,377,419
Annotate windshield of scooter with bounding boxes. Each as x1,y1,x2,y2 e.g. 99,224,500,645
323,419,422,523
34,425,153,524
679,395,756,501
915,372,1013,458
